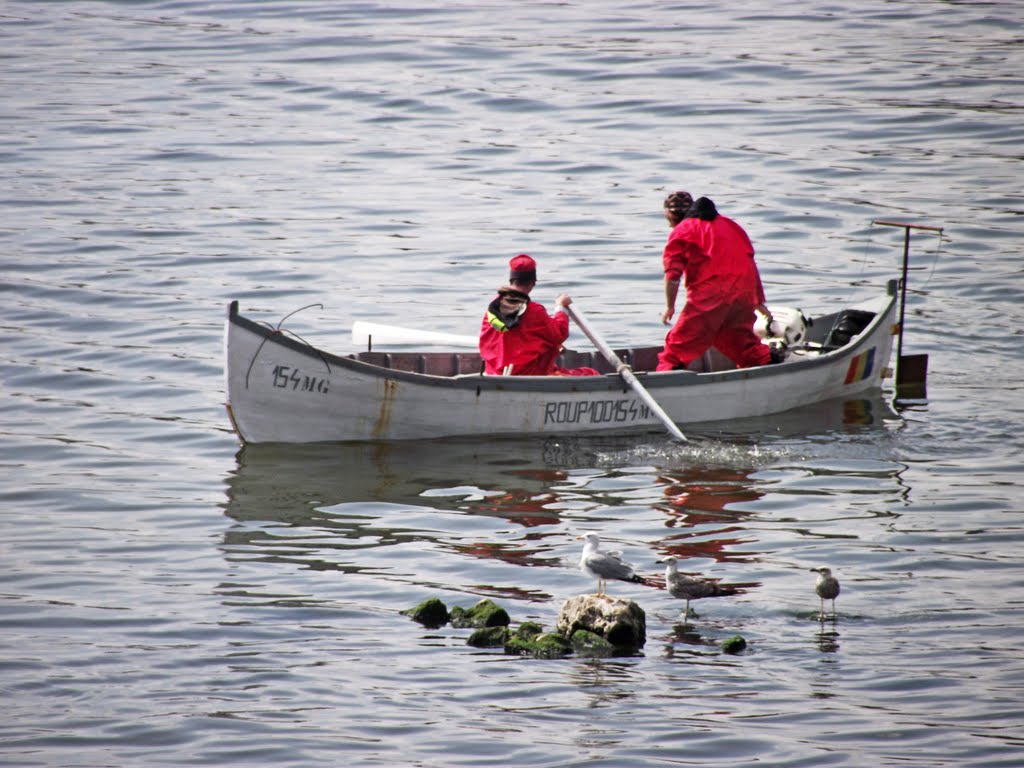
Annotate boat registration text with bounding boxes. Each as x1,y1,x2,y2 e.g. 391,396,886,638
543,398,651,425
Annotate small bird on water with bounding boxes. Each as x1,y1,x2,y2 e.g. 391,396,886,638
658,556,737,623
577,533,644,597
810,566,840,619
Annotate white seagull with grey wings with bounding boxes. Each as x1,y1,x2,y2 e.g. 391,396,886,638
577,533,644,597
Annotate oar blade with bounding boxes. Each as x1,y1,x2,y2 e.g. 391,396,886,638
351,320,478,348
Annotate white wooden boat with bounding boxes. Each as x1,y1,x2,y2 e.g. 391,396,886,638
224,279,903,444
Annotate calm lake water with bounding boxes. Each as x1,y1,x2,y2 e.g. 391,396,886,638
3,1,1023,766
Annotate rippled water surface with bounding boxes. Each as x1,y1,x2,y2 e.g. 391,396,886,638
2,1,1023,766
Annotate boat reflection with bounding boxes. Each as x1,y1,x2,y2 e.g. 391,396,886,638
220,435,639,578
688,391,900,438
220,394,898,586
222,435,626,529
654,464,762,565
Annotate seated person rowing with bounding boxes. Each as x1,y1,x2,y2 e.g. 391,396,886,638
478,254,599,376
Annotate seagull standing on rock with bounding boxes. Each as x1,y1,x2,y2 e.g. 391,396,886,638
659,556,737,623
810,566,840,619
577,533,644,597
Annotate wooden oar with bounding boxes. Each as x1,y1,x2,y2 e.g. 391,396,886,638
352,320,478,349
564,304,687,442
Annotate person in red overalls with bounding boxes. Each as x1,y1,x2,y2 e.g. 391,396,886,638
657,192,776,372
479,254,599,376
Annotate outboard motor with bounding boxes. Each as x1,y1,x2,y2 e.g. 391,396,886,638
754,306,811,346
823,309,875,350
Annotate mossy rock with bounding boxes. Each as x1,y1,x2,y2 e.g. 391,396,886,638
557,595,646,652
530,632,572,659
450,598,511,629
504,635,536,657
467,625,512,648
505,632,572,659
514,621,544,641
402,597,449,628
569,629,616,658
721,635,747,655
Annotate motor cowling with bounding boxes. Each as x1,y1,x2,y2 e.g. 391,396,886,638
754,306,811,346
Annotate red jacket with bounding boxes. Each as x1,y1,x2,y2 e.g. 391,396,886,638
479,300,568,375
663,214,766,312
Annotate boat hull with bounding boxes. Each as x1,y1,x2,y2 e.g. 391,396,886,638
224,286,897,443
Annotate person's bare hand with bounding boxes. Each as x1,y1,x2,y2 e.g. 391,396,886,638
661,307,675,325
556,293,572,307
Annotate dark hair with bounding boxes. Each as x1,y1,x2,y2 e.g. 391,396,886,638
690,196,718,221
663,191,693,219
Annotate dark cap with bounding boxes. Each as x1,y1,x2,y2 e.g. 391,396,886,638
509,253,537,282
663,191,694,218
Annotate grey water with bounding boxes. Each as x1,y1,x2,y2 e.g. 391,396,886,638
2,1,1023,766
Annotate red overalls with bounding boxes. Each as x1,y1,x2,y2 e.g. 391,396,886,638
479,301,598,376
657,214,771,372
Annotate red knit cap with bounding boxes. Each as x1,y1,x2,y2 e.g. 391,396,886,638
509,254,537,282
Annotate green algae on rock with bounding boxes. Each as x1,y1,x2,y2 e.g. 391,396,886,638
569,629,617,657
504,628,572,659
467,625,512,648
401,597,450,628
721,635,747,654
450,598,511,629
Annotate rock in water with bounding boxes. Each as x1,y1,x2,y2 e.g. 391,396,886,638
450,598,511,628
557,593,646,652
721,635,747,654
467,626,511,647
402,597,450,628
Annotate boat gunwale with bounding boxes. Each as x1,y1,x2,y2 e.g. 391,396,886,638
226,287,896,394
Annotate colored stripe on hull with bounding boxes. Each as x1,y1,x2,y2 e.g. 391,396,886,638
844,348,875,385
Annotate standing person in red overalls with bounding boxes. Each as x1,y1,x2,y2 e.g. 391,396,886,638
657,192,777,372
479,254,599,376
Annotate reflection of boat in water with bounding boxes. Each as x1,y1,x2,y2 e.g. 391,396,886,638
689,390,900,439
223,436,612,530
221,393,897,582
220,436,618,581
221,391,901,611
222,391,896,530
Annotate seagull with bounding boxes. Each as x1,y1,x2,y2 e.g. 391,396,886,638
810,566,840,619
577,533,644,597
659,556,737,623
